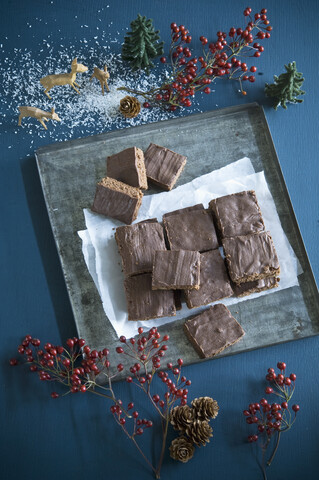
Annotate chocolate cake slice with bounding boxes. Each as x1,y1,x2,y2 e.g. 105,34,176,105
222,231,280,285
92,176,143,224
144,143,187,190
209,190,265,239
124,273,176,321
115,221,166,276
107,146,148,189
152,250,200,290
184,304,245,358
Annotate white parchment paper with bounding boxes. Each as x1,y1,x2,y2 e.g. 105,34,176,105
78,158,299,338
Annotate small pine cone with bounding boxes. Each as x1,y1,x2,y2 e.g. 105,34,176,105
191,396,219,421
185,419,213,447
119,95,141,118
169,436,195,463
170,405,195,432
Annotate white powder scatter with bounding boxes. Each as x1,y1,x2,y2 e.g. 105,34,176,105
0,29,194,151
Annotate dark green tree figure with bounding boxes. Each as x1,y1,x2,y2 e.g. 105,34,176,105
265,61,305,110
122,14,164,74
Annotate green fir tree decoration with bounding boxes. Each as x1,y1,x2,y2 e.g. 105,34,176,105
122,14,164,74
265,61,305,110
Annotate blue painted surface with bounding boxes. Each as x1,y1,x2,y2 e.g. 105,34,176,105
1,1,318,479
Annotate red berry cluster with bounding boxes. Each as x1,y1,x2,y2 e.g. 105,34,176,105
119,7,272,109
115,327,190,415
110,400,153,437
11,328,195,478
12,334,107,397
243,362,299,476
244,362,299,443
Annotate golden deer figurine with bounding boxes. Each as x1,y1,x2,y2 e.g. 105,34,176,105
18,106,61,130
90,65,110,95
40,58,88,99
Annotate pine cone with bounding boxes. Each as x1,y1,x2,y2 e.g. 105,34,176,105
169,436,195,463
119,96,141,118
185,419,213,447
169,405,195,432
191,396,219,421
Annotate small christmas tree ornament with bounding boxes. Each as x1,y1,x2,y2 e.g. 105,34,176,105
18,106,61,129
119,96,141,118
90,65,110,95
265,61,305,110
122,14,164,74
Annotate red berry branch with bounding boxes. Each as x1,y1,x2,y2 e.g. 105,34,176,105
118,7,272,109
243,362,299,480
10,327,219,479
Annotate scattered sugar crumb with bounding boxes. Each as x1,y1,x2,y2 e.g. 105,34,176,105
0,27,204,154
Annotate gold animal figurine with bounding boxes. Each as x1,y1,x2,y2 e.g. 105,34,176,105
40,58,88,99
18,106,61,130
90,65,110,95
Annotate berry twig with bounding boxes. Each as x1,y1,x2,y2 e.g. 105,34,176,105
243,362,300,480
10,327,210,479
118,7,272,110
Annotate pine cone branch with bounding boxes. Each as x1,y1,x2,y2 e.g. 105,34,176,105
119,96,141,118
191,396,219,421
169,436,195,463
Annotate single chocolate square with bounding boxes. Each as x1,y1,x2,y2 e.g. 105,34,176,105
184,249,233,309
144,143,187,190
162,204,204,219
222,231,280,285
184,304,245,358
124,273,176,321
115,222,166,276
152,250,200,290
92,177,143,224
209,190,265,239
233,276,280,297
107,147,148,189
163,208,219,252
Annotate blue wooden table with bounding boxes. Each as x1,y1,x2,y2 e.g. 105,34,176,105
1,1,318,479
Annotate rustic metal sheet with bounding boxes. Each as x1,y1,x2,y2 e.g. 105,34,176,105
35,103,319,381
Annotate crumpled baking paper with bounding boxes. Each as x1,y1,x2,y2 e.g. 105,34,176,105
78,157,300,338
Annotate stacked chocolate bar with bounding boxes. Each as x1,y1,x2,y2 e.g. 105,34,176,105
209,190,280,296
92,144,187,224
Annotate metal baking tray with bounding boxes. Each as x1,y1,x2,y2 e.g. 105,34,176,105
35,103,319,380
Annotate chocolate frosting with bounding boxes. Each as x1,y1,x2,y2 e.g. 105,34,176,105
115,222,166,276
144,143,187,190
184,304,245,358
233,276,279,297
184,249,233,308
152,250,200,290
163,204,204,219
107,146,147,189
222,231,280,284
163,209,219,252
124,273,176,321
92,177,142,224
209,190,265,238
